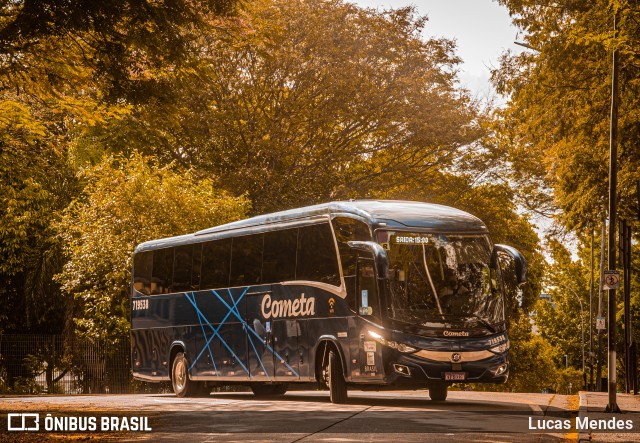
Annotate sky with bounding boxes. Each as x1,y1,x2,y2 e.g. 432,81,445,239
352,0,523,101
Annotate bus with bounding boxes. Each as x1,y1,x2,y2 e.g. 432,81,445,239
130,200,526,402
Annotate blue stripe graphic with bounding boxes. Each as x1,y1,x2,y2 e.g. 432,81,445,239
184,289,250,375
185,292,217,375
211,289,299,377
228,290,269,377
183,287,300,378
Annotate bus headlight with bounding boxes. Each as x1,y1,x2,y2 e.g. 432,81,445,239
368,330,417,353
489,341,510,354
495,364,508,375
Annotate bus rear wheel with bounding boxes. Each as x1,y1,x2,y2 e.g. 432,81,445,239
428,383,448,401
172,352,207,398
251,384,288,396
327,349,348,404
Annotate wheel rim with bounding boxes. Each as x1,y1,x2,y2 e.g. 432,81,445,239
175,360,186,392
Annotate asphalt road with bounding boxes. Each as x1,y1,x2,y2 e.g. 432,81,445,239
0,389,596,442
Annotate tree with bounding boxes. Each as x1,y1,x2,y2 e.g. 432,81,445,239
0,0,238,103
492,0,640,231
473,316,559,393
0,0,242,339
56,154,249,343
85,0,481,215
493,0,640,391
535,239,590,371
0,98,79,334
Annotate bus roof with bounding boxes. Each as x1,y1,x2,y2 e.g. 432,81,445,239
135,200,487,252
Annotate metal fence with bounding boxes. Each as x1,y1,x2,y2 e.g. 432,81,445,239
0,334,168,395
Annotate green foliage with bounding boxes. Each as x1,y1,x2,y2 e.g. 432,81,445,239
544,232,640,392
0,98,78,334
473,316,558,393
0,0,240,338
492,0,640,392
493,0,640,230
506,319,557,393
535,239,590,368
0,0,238,103
90,0,480,215
56,154,250,343
0,0,548,386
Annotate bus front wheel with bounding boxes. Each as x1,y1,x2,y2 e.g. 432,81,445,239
172,352,207,397
327,349,348,404
428,383,448,401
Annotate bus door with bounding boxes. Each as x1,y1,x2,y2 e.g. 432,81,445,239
271,287,302,380
357,256,384,380
272,317,302,380
246,289,276,380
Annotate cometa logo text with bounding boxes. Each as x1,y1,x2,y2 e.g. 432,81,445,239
261,293,315,319
443,330,470,337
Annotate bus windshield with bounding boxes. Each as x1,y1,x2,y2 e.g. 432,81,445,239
379,232,504,330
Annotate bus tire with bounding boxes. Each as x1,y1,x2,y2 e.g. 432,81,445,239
328,349,348,404
171,352,200,398
251,384,288,396
429,383,447,401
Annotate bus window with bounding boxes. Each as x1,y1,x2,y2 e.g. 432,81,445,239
172,245,194,293
151,248,173,295
201,238,231,290
297,223,340,286
332,217,371,278
332,217,370,311
263,228,297,283
191,243,202,291
133,251,153,295
230,234,264,286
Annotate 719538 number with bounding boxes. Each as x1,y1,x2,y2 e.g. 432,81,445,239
132,299,149,310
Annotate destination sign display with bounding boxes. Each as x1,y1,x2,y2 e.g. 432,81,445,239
392,235,431,245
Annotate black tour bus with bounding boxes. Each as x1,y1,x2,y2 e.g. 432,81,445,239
131,200,526,402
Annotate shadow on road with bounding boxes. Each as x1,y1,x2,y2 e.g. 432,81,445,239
196,391,567,414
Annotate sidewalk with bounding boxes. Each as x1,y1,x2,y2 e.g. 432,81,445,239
579,391,640,442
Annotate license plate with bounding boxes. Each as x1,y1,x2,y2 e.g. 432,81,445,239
444,372,466,381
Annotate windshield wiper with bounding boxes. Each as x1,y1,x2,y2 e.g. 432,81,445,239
421,243,444,319
465,316,496,333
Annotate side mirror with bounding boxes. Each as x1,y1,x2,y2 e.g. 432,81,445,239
347,241,389,279
491,244,527,285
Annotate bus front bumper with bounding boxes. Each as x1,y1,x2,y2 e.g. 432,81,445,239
388,350,509,384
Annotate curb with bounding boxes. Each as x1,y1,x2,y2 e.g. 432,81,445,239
578,391,591,442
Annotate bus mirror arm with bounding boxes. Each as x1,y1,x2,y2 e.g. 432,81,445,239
347,241,389,279
491,244,527,285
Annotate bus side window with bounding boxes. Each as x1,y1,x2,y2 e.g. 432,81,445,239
331,217,371,277
331,217,371,311
151,248,173,295
201,238,231,290
230,234,264,287
133,251,153,295
263,228,297,284
172,245,194,293
191,243,202,291
297,223,340,286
